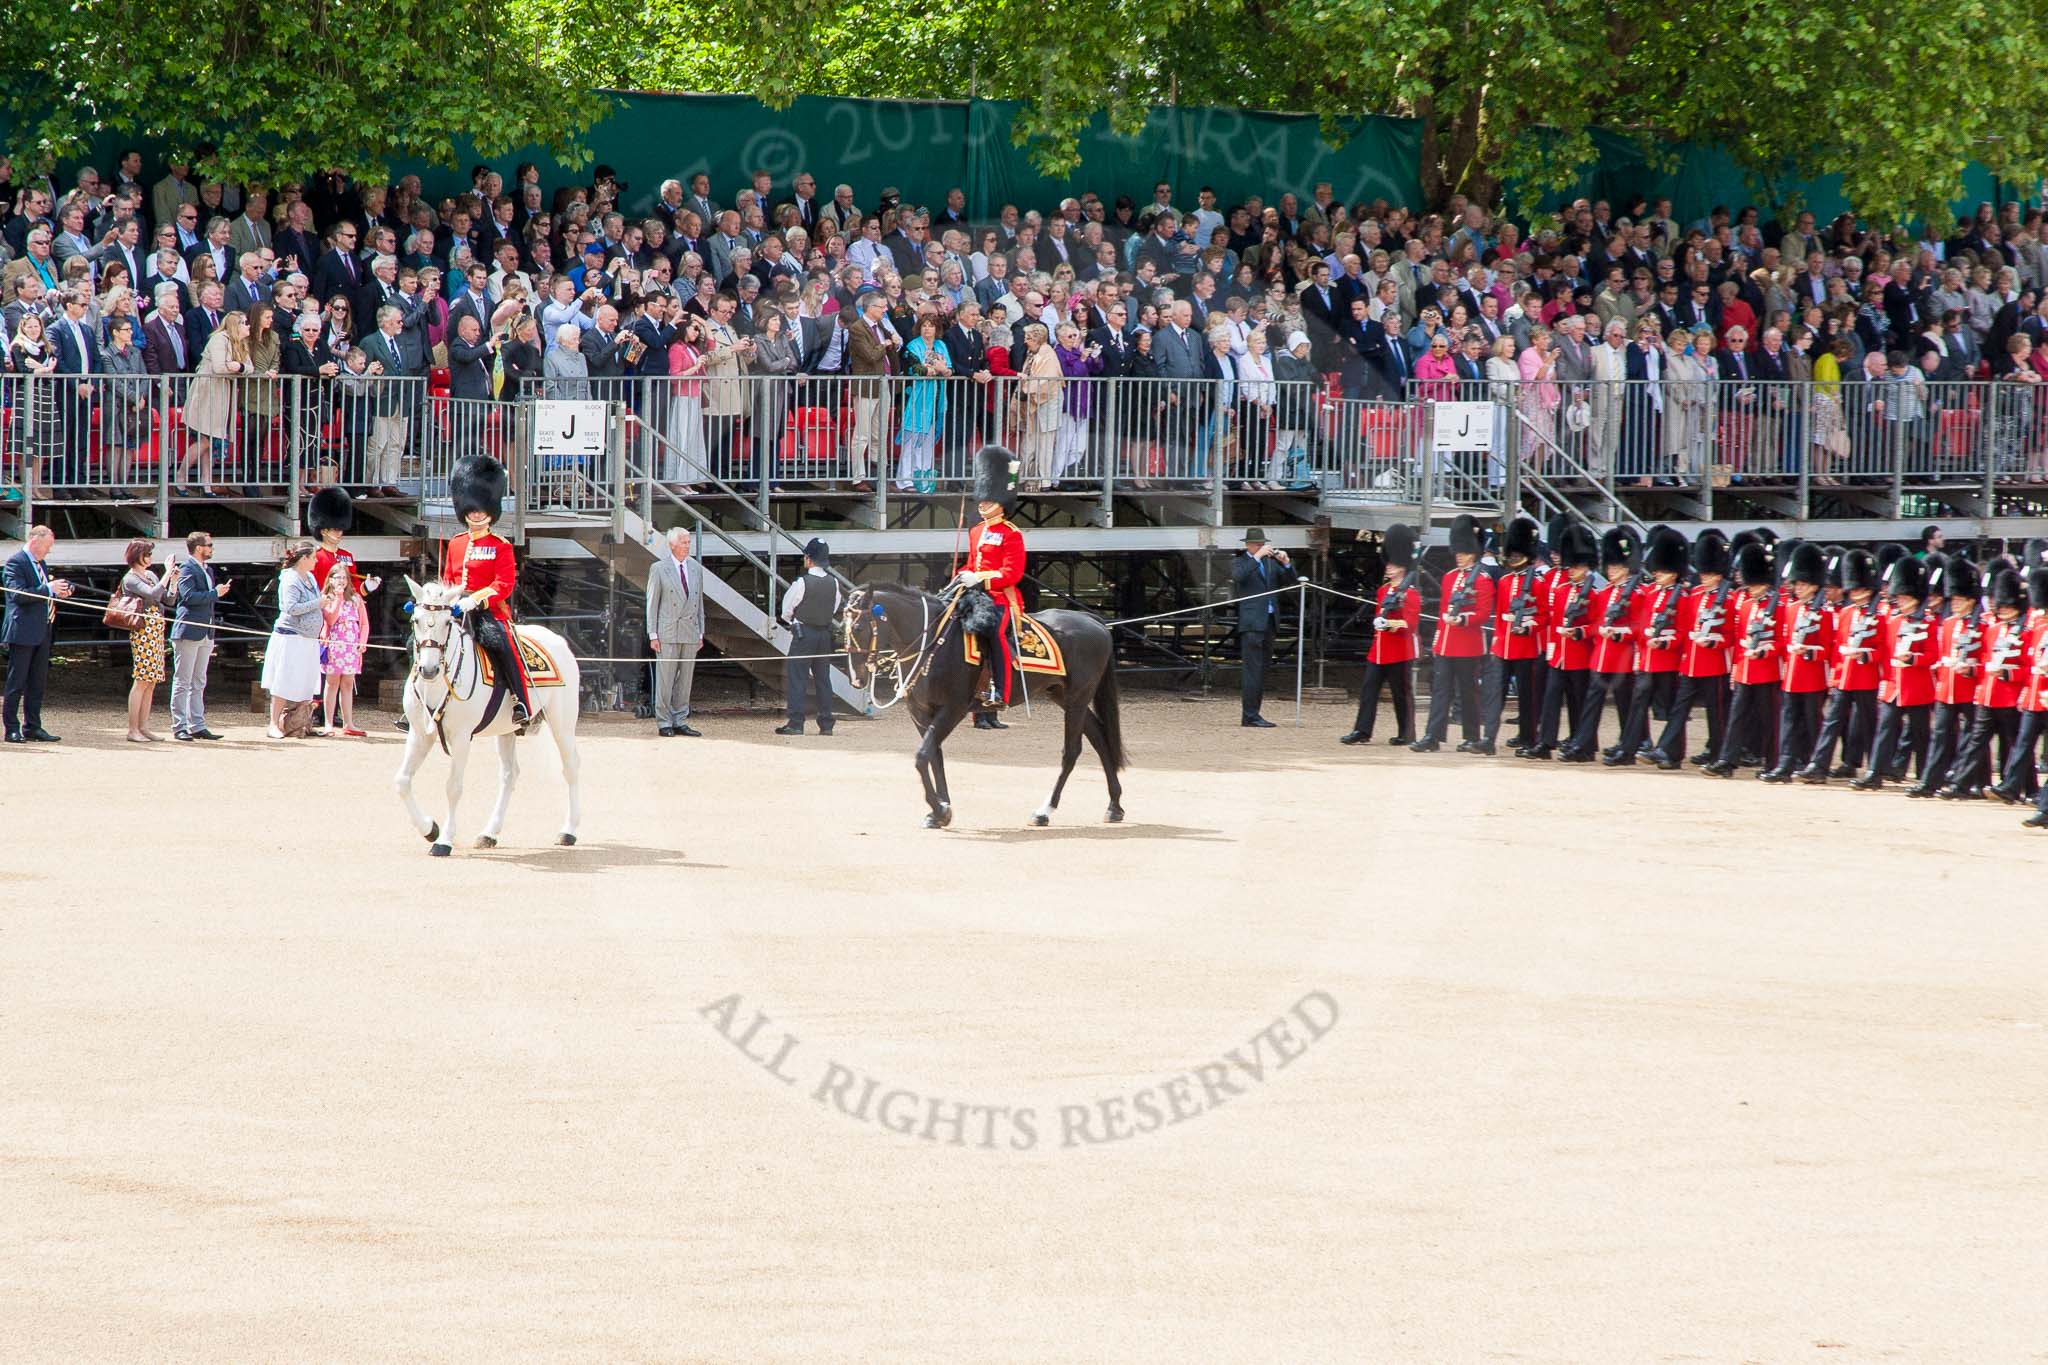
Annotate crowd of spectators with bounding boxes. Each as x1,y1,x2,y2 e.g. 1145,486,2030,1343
3,147,2048,502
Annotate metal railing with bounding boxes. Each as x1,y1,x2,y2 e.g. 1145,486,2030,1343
1399,373,2048,517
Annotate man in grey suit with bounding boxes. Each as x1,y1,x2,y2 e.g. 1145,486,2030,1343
1151,299,1208,468
645,526,706,736
170,529,231,741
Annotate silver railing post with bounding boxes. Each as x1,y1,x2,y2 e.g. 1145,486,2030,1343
610,399,627,542
287,375,304,533
1293,578,1306,726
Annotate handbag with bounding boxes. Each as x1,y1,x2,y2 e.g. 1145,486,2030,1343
104,593,146,631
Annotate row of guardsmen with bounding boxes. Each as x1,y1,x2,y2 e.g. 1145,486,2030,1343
1343,513,2048,828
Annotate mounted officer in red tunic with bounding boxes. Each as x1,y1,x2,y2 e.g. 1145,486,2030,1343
957,445,1027,708
443,454,532,727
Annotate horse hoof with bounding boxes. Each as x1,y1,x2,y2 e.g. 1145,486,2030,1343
429,843,451,858
1105,807,1124,824
475,836,498,849
423,821,439,843
559,833,577,847
1031,813,1049,827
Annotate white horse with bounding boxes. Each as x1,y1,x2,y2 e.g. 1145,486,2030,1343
394,577,583,856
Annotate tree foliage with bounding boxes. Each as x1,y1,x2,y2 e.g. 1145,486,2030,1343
1,0,2044,223
634,0,2048,223
0,0,613,186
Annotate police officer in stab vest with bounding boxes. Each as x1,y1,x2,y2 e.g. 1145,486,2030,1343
775,538,843,736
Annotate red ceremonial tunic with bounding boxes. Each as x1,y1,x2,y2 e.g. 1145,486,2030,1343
1368,581,1421,665
1432,566,1494,658
1543,574,1595,671
966,515,1027,693
2021,613,2048,712
1933,612,1987,705
312,543,369,597
442,529,530,690
1491,567,1546,661
1778,594,1834,694
1730,591,1783,686
1879,611,1939,707
1587,578,1639,674
1830,600,1884,692
1630,582,1684,674
1676,584,1734,678
1975,615,2028,709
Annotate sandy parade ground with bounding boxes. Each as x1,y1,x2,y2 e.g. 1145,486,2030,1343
4,684,2048,1363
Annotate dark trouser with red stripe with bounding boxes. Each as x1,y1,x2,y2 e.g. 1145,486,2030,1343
1950,704,2019,792
1353,658,1412,739
1538,667,1587,751
1719,680,1779,765
1921,701,1972,790
1808,688,1877,772
1771,689,1825,775
1870,701,1931,780
1569,670,1633,756
1421,653,1483,743
1483,655,1542,749
1620,670,1677,755
1654,672,1727,761
1992,708,2047,798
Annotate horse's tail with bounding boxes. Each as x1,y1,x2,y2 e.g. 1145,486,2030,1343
1093,654,1129,772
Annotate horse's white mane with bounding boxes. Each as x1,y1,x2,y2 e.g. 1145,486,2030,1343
407,577,464,610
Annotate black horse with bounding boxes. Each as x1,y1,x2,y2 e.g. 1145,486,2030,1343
845,582,1127,828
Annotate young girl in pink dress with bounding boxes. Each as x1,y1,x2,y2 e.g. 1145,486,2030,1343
319,564,369,736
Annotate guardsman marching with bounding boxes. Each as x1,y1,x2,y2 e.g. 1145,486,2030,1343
443,454,531,727
1762,542,1832,782
1800,547,1881,783
1343,523,1419,746
1484,515,1546,754
1915,557,1984,798
1705,540,1781,777
1612,527,1687,766
1573,527,1639,763
1528,522,1597,760
1648,529,1732,769
1997,566,2048,807
1413,513,1494,753
1854,556,1936,790
1943,565,2026,799
958,445,1028,709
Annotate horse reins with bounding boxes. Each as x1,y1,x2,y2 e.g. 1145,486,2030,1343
849,588,964,710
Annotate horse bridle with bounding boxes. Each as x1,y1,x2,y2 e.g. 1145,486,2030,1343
845,587,956,710
408,601,468,753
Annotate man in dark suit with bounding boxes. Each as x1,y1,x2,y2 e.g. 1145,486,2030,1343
2,526,74,742
1300,262,1343,370
1230,527,1298,727
582,303,634,398
944,300,993,451
93,216,148,296
274,203,322,279
313,222,364,303
49,291,99,487
183,282,227,367
1361,311,1410,400
143,285,194,373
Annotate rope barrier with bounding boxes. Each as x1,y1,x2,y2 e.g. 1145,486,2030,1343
1,576,1391,666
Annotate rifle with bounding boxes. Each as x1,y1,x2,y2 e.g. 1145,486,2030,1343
1741,585,1779,659
1945,609,1983,676
1789,593,1827,662
1990,620,2023,679
1444,567,1479,628
1645,581,1682,651
1507,566,1542,636
1892,611,1930,671
1844,605,1880,663
1554,575,1590,657
1599,572,1640,643
1689,582,1732,650
1373,574,1409,633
